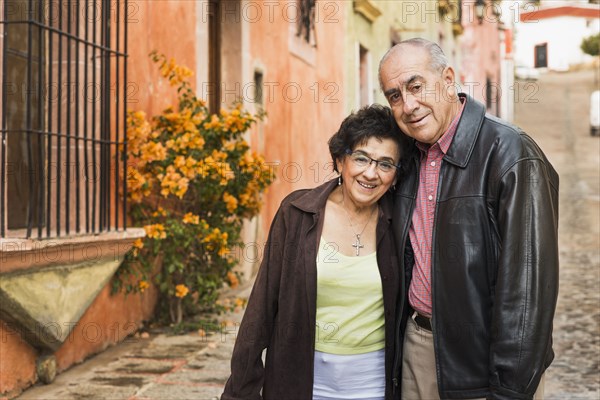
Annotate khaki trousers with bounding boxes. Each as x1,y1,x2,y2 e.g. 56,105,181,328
401,314,545,400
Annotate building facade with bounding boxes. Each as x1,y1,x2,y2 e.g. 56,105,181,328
343,0,505,118
516,4,600,71
0,1,507,396
344,0,463,112
457,0,504,116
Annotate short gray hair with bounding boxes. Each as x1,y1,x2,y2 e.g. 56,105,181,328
378,38,449,89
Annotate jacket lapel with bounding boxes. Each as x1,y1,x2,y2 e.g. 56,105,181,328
290,179,339,344
443,93,486,168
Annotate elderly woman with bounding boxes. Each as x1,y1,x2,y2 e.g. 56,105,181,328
221,104,410,400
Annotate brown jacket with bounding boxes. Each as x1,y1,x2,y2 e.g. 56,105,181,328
221,179,401,400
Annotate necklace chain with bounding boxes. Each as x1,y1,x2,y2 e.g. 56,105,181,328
341,192,376,256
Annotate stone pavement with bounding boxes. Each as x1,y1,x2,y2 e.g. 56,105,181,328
14,69,600,400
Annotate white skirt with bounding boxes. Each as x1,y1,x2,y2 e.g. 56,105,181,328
312,349,385,400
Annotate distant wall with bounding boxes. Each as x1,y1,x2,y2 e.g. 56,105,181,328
515,16,600,71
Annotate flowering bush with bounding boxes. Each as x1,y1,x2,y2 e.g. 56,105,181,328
114,52,274,324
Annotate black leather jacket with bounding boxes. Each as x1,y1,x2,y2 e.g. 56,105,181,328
391,94,559,400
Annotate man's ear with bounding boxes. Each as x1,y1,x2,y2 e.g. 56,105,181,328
442,66,457,97
443,66,456,84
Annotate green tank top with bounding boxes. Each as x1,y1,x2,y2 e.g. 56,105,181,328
314,237,385,355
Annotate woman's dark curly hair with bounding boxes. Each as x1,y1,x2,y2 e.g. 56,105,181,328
328,104,412,176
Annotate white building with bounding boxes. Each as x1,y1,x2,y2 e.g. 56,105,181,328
515,4,600,71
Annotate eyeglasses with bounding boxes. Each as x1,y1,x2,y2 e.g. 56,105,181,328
345,149,399,173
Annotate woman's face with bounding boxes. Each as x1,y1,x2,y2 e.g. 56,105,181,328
337,136,400,209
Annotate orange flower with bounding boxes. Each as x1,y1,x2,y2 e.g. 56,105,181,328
144,224,166,239
151,207,167,217
139,141,167,164
227,271,239,289
203,114,221,130
234,297,246,308
126,167,150,203
183,212,200,225
175,284,189,298
157,56,193,86
158,166,189,199
138,280,150,293
218,246,230,257
223,192,238,213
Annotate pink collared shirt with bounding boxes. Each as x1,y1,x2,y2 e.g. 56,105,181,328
408,99,466,318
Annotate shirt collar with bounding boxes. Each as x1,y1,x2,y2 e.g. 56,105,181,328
416,97,466,155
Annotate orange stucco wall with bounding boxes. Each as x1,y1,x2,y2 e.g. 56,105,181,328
249,1,349,228
53,284,158,372
0,284,157,398
0,322,37,398
127,0,198,119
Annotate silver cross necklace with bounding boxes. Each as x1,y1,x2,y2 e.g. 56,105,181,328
341,194,377,256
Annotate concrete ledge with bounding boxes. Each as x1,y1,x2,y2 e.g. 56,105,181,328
0,229,146,351
0,229,145,274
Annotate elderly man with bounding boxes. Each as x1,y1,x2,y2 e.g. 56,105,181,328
379,38,559,400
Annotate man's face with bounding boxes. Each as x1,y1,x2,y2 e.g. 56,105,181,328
380,45,459,145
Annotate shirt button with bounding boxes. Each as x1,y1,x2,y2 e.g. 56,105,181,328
431,161,436,167
428,195,433,201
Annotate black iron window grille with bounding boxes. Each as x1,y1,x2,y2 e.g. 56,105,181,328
0,0,128,239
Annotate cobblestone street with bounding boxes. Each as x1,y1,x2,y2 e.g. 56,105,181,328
13,69,600,400
513,69,600,399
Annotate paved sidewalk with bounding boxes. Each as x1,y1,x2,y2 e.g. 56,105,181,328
15,287,249,400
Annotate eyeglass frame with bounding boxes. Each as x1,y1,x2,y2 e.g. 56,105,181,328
344,149,401,173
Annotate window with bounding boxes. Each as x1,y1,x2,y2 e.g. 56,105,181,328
358,45,372,107
253,70,264,106
534,43,548,68
296,0,316,45
1,0,128,239
208,0,221,113
2,0,45,233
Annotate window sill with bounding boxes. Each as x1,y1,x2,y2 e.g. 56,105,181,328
0,228,145,274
